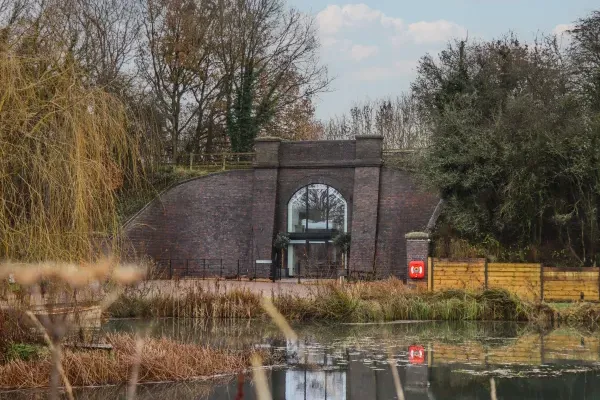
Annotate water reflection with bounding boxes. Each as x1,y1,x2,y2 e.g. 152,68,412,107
4,320,600,399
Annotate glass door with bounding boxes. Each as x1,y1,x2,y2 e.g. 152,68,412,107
288,240,340,278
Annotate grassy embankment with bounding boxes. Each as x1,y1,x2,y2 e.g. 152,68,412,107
107,278,600,327
117,166,210,224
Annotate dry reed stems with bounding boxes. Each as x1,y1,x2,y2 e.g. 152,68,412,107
250,354,272,400
388,347,405,400
0,333,258,389
260,297,297,341
0,260,146,398
490,378,497,400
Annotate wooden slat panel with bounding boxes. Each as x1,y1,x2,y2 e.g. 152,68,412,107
544,267,598,273
489,275,540,279
544,282,598,289
434,267,486,272
488,263,541,269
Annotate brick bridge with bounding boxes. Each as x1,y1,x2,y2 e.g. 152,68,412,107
123,136,440,280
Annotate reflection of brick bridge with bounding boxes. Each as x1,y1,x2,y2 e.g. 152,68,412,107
123,136,441,280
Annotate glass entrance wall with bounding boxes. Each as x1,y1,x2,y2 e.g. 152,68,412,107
287,184,347,234
287,184,348,277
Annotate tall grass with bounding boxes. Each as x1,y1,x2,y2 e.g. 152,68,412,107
0,53,141,261
108,286,262,319
109,279,555,324
0,333,263,389
275,284,538,323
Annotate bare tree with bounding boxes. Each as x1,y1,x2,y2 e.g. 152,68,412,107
69,0,142,93
322,94,430,149
216,0,330,151
138,0,205,161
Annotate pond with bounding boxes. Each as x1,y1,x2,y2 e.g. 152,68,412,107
3,319,600,399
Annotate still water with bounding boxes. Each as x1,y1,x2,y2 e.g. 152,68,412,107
4,319,600,399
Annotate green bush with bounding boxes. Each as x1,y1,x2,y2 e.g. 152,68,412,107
5,343,47,362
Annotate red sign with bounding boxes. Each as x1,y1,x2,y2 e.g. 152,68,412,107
408,345,425,364
408,260,425,279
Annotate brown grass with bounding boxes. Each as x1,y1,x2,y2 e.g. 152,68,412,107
0,333,263,389
108,285,262,319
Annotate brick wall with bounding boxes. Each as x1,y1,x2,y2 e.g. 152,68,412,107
349,167,381,273
123,170,254,266
251,167,279,278
375,168,439,279
279,140,356,165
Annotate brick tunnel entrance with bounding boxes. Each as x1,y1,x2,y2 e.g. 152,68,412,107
123,136,440,281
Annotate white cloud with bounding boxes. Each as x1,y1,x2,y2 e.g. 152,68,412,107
553,23,574,36
340,3,384,25
317,5,345,35
353,60,417,81
381,15,404,32
407,20,467,44
316,4,402,36
317,5,464,49
321,37,339,47
350,44,379,61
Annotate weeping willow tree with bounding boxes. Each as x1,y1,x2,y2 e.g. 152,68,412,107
0,54,141,261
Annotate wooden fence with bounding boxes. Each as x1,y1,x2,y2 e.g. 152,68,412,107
161,152,255,171
428,258,600,301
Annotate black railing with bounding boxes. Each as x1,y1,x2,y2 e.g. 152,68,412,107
149,258,404,281
294,261,341,280
150,259,258,280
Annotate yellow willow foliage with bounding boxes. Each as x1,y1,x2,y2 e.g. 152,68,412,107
0,53,141,261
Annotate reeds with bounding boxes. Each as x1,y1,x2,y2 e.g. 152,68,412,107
0,333,262,389
108,285,262,319
0,260,147,398
0,53,142,262
109,279,552,324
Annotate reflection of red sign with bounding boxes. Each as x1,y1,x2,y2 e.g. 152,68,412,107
409,346,425,364
408,260,425,279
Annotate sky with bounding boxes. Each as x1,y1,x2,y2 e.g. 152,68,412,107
289,0,600,120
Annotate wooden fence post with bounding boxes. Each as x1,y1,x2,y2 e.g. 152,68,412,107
430,258,435,291
427,257,433,292
540,264,544,302
484,259,488,290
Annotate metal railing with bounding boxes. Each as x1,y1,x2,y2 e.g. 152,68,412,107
150,259,260,280
149,258,404,282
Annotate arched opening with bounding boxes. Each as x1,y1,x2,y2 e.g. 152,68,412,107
286,184,347,277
